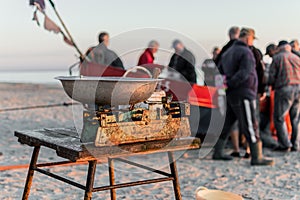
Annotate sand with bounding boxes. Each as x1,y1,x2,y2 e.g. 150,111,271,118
0,82,299,200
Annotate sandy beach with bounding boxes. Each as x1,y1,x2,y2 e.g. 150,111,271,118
0,82,300,200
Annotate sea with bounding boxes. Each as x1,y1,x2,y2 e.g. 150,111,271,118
0,70,78,84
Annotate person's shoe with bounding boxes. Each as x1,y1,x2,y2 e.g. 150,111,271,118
291,147,298,152
273,146,290,152
212,154,233,160
230,152,241,158
251,157,274,166
243,152,251,159
250,141,274,166
213,138,233,161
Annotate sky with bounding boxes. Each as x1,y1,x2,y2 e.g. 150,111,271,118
1,0,300,71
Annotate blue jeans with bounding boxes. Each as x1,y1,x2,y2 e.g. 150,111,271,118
274,85,300,149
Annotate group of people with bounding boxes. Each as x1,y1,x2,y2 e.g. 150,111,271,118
84,32,197,83
84,28,300,166
211,27,300,166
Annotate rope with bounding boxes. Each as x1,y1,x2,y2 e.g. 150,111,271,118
0,102,81,112
0,159,110,171
0,161,94,171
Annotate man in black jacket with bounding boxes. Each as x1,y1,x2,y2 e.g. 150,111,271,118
250,46,265,96
215,26,240,66
169,40,196,84
214,28,274,166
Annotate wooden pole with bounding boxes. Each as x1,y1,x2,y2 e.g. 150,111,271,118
48,0,84,60
84,160,97,200
22,146,40,200
108,158,117,200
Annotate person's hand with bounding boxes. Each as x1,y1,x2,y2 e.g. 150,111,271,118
259,92,266,101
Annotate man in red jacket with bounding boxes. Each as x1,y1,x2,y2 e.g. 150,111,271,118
138,40,159,65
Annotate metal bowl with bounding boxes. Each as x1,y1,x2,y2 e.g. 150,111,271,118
55,76,162,106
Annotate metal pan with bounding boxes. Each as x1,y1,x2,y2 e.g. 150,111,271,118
55,76,162,106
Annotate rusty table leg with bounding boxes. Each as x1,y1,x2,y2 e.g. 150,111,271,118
22,146,41,200
84,160,97,200
168,152,182,200
108,158,117,200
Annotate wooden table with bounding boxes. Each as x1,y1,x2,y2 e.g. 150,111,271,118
15,128,200,200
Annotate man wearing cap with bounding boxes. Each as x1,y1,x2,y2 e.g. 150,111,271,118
214,27,274,165
168,40,196,83
230,38,270,158
269,40,300,151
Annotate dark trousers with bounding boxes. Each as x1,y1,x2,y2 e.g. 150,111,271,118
274,85,300,149
219,95,259,144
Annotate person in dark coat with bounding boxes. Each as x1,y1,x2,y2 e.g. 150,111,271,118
138,40,159,66
214,28,274,166
230,45,266,158
168,39,196,84
215,27,242,158
215,26,240,66
250,46,265,96
256,44,279,149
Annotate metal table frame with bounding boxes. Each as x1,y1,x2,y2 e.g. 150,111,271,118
15,128,200,200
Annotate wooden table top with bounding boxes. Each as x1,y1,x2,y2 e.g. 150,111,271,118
15,128,200,162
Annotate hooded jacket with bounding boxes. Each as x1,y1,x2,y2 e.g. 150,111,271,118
219,40,257,100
